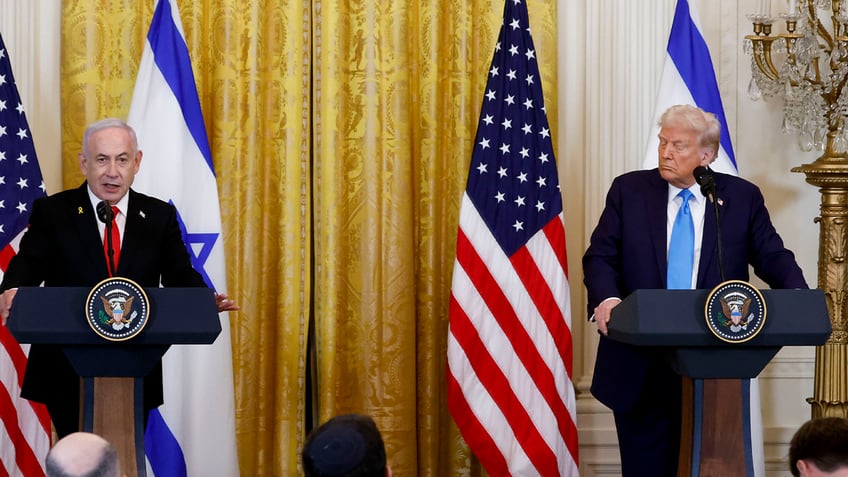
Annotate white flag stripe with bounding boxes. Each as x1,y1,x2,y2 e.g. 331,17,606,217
524,221,579,477
524,218,570,323
453,205,573,462
458,194,569,389
0,342,20,477
450,273,570,475
446,331,540,477
8,230,25,254
452,251,569,407
0,426,14,477
0,342,48,477
484,232,577,475
451,261,562,436
130,60,221,223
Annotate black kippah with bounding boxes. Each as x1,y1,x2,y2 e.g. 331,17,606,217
304,424,366,475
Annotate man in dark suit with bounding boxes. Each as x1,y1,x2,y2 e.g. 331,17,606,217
583,104,807,476
0,118,237,437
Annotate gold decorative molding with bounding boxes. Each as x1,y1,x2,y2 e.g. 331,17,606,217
792,134,848,418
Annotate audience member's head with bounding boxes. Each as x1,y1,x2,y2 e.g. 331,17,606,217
789,417,848,477
302,413,391,477
45,432,120,477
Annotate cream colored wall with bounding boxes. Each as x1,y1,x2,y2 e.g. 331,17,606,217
0,1,62,194
561,0,821,475
2,0,820,475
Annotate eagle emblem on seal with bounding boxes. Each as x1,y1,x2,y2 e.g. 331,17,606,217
86,277,149,341
718,292,753,332
99,295,137,330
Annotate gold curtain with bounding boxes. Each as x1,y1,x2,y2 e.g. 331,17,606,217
59,0,558,475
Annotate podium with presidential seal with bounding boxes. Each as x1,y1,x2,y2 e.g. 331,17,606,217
608,281,831,477
6,278,222,477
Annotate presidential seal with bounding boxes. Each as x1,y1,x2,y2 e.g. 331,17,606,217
85,277,150,342
704,280,767,343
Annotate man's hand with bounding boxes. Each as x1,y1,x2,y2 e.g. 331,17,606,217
215,292,239,312
0,288,18,326
593,297,622,336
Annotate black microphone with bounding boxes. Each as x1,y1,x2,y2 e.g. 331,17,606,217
694,165,716,203
96,200,116,276
693,166,726,282
96,200,114,224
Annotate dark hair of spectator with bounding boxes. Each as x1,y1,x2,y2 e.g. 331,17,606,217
302,413,387,477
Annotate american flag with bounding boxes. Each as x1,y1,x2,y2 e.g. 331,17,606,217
446,0,579,476
0,33,51,477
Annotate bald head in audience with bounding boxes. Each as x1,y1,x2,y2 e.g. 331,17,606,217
45,432,120,477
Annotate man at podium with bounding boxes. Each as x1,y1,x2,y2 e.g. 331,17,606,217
583,105,807,476
0,118,237,438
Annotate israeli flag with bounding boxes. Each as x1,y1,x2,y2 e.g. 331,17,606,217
128,1,239,475
642,0,737,175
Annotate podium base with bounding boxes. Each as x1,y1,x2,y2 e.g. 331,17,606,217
679,378,756,477
82,377,146,477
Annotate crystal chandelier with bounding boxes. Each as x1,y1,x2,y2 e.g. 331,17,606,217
746,0,848,420
745,0,848,154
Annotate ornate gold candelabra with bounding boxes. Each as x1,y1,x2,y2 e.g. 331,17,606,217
746,0,848,418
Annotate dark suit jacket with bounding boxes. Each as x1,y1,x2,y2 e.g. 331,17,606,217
583,169,807,412
0,183,206,417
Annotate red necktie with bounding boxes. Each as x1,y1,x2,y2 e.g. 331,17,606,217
103,206,121,275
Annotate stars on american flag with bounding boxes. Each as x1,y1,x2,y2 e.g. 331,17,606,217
464,0,561,256
0,44,46,240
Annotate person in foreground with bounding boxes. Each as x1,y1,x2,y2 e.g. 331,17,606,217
583,104,807,476
45,432,120,477
789,417,848,477
302,413,392,477
0,118,238,437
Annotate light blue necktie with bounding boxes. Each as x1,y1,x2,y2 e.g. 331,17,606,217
667,189,694,289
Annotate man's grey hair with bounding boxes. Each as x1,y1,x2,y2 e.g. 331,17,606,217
81,118,139,158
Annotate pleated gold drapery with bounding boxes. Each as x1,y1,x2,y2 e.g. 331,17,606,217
59,0,558,475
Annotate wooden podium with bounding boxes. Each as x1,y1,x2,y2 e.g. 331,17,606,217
7,286,222,477
608,288,831,477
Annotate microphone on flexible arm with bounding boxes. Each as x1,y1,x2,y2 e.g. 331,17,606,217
693,166,726,282
694,166,716,203
96,200,116,276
